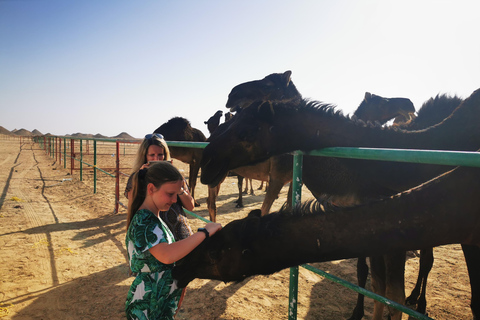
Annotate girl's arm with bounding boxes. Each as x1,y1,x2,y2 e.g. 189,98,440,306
149,222,221,264
178,179,195,211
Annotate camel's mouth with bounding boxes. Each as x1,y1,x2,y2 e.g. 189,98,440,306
201,158,229,187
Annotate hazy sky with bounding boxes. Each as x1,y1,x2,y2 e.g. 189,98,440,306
1,0,479,138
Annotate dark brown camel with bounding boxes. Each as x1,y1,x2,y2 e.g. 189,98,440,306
222,70,428,319
204,110,223,134
173,164,480,319
204,111,293,218
354,92,416,125
204,110,266,206
153,117,206,207
200,88,480,319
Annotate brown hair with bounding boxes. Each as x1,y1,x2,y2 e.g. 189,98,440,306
126,161,183,230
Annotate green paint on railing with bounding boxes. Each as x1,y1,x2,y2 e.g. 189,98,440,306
301,264,433,320
307,147,480,168
183,209,211,223
166,141,209,149
289,152,303,320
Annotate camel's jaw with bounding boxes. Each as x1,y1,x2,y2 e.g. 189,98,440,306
200,158,230,187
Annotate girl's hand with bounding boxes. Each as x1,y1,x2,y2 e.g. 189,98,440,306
204,222,222,237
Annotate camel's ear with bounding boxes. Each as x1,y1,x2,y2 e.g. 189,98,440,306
364,92,372,100
247,209,262,218
282,70,292,86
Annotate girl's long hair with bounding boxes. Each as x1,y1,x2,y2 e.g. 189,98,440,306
126,161,183,230
131,135,171,174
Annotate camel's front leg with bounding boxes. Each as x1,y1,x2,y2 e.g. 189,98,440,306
462,244,480,319
260,178,285,215
384,251,406,320
370,255,386,320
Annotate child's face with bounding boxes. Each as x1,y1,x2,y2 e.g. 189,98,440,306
151,180,183,211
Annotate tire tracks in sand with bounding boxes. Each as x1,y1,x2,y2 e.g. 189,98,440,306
6,143,60,297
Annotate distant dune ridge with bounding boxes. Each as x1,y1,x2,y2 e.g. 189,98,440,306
0,126,139,139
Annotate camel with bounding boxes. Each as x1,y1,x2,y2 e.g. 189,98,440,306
204,112,279,214
173,164,480,320
203,110,293,218
204,110,223,134
354,92,416,125
204,110,268,206
199,87,480,319
153,117,206,207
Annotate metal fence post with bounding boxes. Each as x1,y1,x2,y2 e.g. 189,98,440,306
288,151,303,320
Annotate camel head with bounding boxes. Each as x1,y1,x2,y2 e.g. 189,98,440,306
354,92,416,125
201,100,296,187
225,70,301,112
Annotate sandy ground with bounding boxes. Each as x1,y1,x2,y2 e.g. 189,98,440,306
0,137,473,319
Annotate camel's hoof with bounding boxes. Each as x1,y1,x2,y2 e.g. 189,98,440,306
194,201,201,207
235,203,244,208
347,308,364,320
405,296,418,307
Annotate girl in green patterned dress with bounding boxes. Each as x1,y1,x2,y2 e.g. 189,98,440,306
125,161,222,319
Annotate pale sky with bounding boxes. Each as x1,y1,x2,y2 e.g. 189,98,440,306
1,0,479,139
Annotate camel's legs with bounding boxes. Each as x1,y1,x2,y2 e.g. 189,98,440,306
370,252,406,320
188,162,201,207
260,178,285,216
236,175,244,207
370,255,387,320
405,248,434,315
347,257,368,320
384,252,406,320
462,244,480,320
206,183,222,222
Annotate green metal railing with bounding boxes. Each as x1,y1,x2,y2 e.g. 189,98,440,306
34,135,140,211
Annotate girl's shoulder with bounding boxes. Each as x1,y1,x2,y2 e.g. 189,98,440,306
131,209,158,225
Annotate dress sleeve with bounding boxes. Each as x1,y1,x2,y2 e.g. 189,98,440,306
130,212,168,253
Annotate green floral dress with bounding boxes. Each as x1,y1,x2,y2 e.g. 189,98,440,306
125,209,183,320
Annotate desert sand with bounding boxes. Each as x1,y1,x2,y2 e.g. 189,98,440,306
0,137,473,319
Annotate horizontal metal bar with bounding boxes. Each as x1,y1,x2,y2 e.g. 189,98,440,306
166,141,209,149
301,264,432,319
305,147,480,167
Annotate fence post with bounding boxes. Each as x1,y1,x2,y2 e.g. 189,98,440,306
64,138,67,169
80,139,83,181
70,139,74,176
288,151,303,320
115,140,120,213
93,140,97,194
